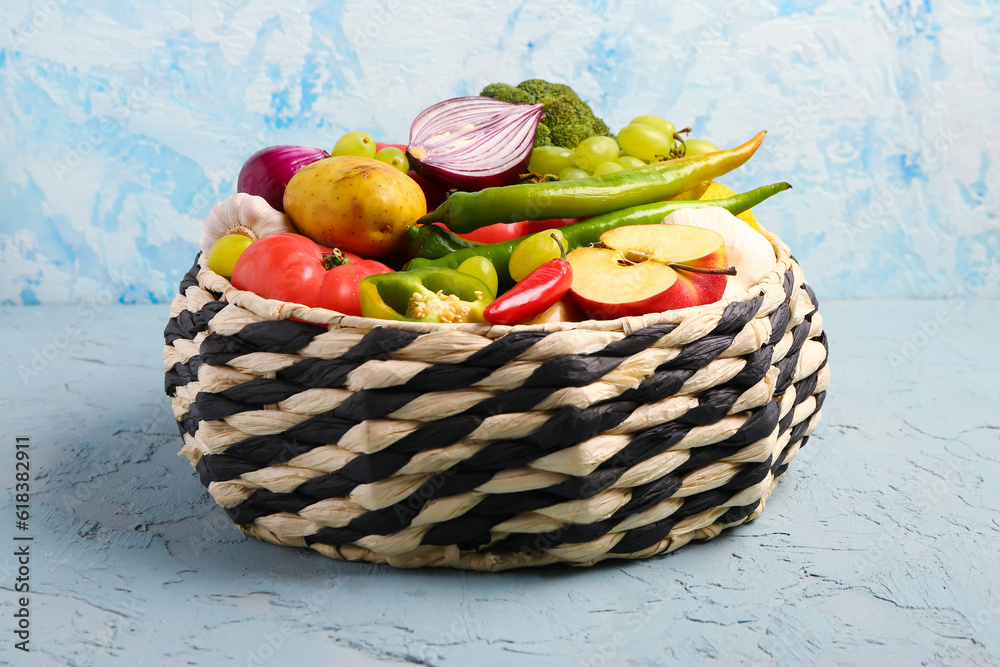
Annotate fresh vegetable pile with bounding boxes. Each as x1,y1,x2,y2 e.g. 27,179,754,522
201,79,789,326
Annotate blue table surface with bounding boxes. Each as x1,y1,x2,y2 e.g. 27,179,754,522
1,300,998,666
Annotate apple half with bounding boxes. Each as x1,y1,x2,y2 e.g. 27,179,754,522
567,224,733,319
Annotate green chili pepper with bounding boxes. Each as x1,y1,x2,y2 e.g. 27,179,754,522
406,223,481,260
406,182,791,288
359,267,494,324
419,132,766,233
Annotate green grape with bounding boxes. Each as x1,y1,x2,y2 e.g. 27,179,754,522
374,146,409,172
207,233,254,279
630,115,676,140
617,124,673,162
332,131,376,158
592,161,623,176
558,167,590,181
509,229,567,282
457,256,499,297
528,146,576,177
573,136,620,172
683,138,719,156
615,155,646,170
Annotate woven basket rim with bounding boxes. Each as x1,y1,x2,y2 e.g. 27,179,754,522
195,225,793,335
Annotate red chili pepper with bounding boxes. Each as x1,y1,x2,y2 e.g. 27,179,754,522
458,217,577,244
483,236,573,326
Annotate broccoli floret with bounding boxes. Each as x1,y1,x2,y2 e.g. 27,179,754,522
479,83,534,105
480,78,611,149
533,123,552,147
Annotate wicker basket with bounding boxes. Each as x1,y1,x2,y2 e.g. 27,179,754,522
163,227,828,571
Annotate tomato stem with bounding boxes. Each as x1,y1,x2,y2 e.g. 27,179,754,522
322,248,352,270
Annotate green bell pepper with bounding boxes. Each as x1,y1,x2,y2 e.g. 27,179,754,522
359,267,495,324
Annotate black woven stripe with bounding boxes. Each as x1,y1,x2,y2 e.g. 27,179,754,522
333,388,424,421
463,387,557,416
164,301,227,345
523,355,625,388
401,364,497,392
181,404,202,435
341,327,422,361
224,490,316,525
788,318,813,356
224,434,320,467
598,324,677,357
774,346,803,396
718,400,781,448
196,392,257,421
199,333,258,365
296,472,358,498
609,468,773,555
787,413,814,445
469,489,555,516
813,390,826,414
305,526,368,546
610,472,685,519
603,515,680,554
388,415,484,455
716,499,761,525
283,414,356,445
768,303,790,345
525,401,634,449
617,368,696,404
711,296,764,336
346,503,421,535
219,378,305,405
277,357,361,389
421,514,508,548
659,333,736,371
792,368,820,405
546,465,628,500
609,420,692,470
339,450,412,484
729,343,774,389
456,440,545,472
400,331,552,394
196,454,260,484
677,387,742,426
165,359,201,396
179,256,202,292
782,270,795,299
777,404,795,435
345,468,495,536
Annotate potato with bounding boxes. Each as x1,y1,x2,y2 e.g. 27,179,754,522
283,156,426,257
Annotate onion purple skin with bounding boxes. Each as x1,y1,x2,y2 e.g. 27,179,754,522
237,145,330,212
408,152,534,193
407,97,544,193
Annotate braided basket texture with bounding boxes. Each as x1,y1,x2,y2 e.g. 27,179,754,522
163,228,828,571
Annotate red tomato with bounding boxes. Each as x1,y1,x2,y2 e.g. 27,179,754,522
231,232,390,314
317,260,393,316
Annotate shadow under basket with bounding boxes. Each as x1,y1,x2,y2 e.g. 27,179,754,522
163,228,828,571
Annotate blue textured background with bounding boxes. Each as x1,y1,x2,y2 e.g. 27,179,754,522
2,0,998,305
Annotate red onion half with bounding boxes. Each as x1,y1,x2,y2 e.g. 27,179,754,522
238,145,330,212
407,97,544,192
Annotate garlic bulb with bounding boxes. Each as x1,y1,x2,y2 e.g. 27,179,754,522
662,207,777,297
199,193,296,254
